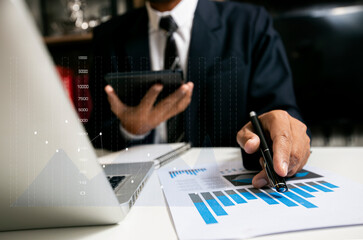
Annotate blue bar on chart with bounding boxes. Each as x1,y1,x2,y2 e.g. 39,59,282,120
248,188,279,205
225,190,247,204
189,193,218,224
282,191,318,209
263,188,298,207
306,182,334,192
201,192,228,216
213,191,235,206
318,180,339,189
287,184,315,198
236,188,257,200
294,182,318,193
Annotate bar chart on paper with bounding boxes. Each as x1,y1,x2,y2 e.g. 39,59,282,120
158,164,363,240
188,179,341,225
169,168,206,178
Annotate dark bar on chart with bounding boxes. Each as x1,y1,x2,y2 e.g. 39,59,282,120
237,189,257,200
189,193,218,224
201,192,228,216
287,184,314,198
318,180,339,189
306,182,333,192
213,191,235,206
263,188,298,207
225,190,247,204
282,191,318,208
295,182,318,192
248,188,279,205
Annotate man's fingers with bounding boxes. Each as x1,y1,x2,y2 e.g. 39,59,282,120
153,83,193,120
260,111,292,177
252,170,268,188
236,122,260,154
171,90,192,115
165,82,194,118
105,85,126,116
238,110,310,186
286,118,311,176
272,133,291,177
287,139,304,176
139,84,163,110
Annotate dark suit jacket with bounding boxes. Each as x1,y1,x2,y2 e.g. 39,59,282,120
87,0,303,170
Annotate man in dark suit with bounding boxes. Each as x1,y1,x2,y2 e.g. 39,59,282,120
87,0,311,188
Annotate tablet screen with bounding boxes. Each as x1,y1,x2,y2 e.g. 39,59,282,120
105,70,184,106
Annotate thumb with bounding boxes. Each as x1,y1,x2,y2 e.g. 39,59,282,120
105,85,126,117
237,122,260,154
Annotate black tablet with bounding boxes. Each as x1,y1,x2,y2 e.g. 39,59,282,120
105,70,184,106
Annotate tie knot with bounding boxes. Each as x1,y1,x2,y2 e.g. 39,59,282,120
159,15,178,34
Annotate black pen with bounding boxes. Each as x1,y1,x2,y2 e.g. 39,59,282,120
249,111,288,193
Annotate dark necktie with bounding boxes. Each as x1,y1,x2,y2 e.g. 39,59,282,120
159,16,184,143
159,15,179,69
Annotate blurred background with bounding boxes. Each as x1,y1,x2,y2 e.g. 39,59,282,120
25,0,363,147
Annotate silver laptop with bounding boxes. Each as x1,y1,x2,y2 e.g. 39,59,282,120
0,0,153,231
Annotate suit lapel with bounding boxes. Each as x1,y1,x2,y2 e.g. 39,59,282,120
188,0,223,73
124,8,151,71
185,0,224,146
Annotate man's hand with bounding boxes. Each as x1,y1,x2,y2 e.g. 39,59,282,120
105,82,194,135
236,110,311,188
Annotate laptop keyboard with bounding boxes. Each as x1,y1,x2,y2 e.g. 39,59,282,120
107,176,125,189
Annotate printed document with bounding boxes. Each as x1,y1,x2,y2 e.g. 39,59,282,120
158,148,363,239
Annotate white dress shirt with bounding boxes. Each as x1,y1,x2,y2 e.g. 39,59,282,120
120,0,198,143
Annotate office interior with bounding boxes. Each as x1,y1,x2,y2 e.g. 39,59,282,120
24,0,363,148
1,0,363,238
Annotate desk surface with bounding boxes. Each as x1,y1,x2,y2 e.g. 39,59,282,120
1,147,363,240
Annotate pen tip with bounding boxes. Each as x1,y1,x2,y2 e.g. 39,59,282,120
250,111,256,117
275,184,288,193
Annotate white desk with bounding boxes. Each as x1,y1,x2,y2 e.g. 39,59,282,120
1,147,363,240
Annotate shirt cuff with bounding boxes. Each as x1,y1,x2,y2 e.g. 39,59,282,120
119,123,150,141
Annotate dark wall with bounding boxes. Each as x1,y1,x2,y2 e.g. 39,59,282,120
234,0,363,142
233,0,363,14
